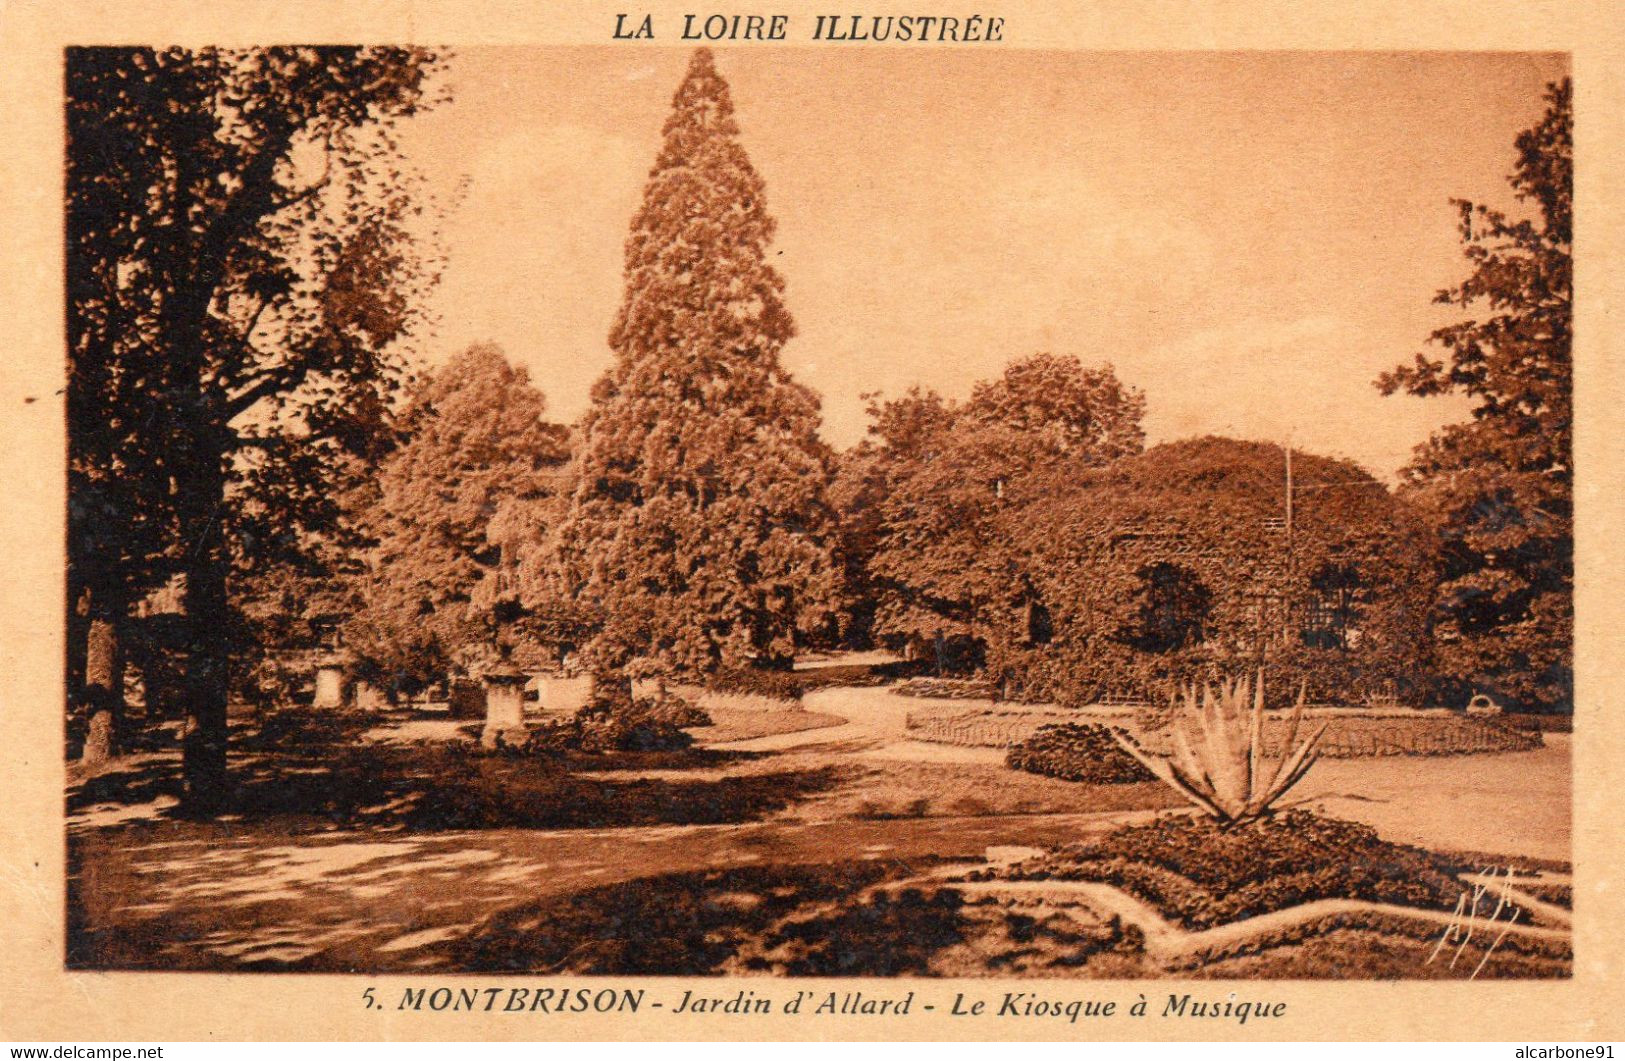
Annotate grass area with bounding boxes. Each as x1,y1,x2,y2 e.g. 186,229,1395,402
1190,926,1570,979
70,708,845,831
695,707,845,743
436,859,922,974
431,857,1147,976
797,758,1181,821
989,811,1472,929
64,687,1571,980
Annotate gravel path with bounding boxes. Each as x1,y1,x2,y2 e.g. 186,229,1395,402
721,683,1574,862
1291,734,1571,861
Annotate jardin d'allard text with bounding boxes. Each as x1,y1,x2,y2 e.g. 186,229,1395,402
374,985,1287,1026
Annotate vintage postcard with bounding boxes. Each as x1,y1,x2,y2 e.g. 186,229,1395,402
1,0,1622,1043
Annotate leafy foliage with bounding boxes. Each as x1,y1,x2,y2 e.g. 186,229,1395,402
1377,80,1572,712
343,343,570,691
710,666,805,702
66,46,444,806
553,49,839,683
995,437,1437,706
517,695,706,754
1005,723,1156,784
835,356,1145,653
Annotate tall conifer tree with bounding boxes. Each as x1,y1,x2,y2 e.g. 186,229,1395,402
556,49,838,688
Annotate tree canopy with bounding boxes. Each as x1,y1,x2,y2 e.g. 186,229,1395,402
839,355,1146,656
996,436,1436,706
65,46,444,805
552,49,840,685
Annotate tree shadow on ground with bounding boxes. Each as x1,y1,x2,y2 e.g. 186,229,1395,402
433,858,968,975
68,709,845,831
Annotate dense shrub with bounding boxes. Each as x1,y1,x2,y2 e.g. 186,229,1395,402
1005,723,1155,784
988,439,1439,710
1503,713,1573,734
633,692,712,728
711,666,804,702
791,660,916,692
578,697,695,752
517,695,705,754
1001,811,1468,929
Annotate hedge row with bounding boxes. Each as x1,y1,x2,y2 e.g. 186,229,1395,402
704,661,916,702
710,667,804,702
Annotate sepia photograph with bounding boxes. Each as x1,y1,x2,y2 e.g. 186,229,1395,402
58,40,1576,989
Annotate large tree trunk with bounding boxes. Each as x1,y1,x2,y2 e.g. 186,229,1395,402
79,606,124,766
67,584,90,719
180,454,232,815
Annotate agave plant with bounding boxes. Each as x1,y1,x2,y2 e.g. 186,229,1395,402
1111,671,1326,827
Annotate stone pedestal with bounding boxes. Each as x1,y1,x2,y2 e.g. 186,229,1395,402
312,657,345,709
482,668,530,748
538,673,592,715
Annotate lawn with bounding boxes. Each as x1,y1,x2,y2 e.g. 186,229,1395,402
693,707,845,743
70,709,847,832
794,757,1181,821
64,692,1573,979
427,858,1148,977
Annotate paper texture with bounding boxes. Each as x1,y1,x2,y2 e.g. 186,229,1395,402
2,0,1620,1042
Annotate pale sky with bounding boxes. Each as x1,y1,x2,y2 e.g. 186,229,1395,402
398,47,1568,479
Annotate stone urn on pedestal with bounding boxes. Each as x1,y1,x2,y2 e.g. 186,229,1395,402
481,665,530,749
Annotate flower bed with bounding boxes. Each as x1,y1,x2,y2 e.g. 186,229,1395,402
905,709,1068,747
1293,714,1540,757
893,676,994,700
907,704,1541,758
983,811,1470,930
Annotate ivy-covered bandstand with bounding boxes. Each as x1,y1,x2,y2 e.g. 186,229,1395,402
991,436,1437,708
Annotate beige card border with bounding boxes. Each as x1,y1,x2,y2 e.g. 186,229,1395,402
2,0,1621,1042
